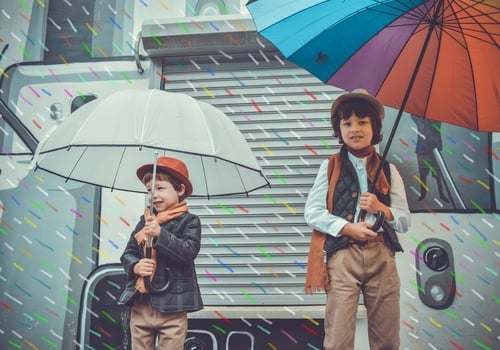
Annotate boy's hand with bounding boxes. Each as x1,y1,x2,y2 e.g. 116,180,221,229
359,192,394,221
359,192,382,213
144,215,161,239
134,258,156,277
341,222,378,241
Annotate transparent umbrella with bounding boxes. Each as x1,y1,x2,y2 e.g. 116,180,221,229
33,88,270,198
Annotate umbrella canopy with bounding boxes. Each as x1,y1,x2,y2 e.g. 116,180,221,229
247,0,500,132
33,89,270,198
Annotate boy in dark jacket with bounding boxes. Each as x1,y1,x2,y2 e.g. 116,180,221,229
119,156,203,349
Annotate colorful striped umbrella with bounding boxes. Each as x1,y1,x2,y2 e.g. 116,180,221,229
247,0,500,133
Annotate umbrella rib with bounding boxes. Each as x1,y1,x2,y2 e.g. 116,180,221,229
440,1,499,130
110,147,128,191
200,156,210,199
194,101,216,154
451,2,484,131
439,1,499,47
451,1,500,46
422,7,444,121
234,163,249,197
149,143,264,174
66,146,87,183
139,91,154,145
371,0,428,20
383,1,498,47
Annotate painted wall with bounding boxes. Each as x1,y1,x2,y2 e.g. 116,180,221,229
0,1,498,349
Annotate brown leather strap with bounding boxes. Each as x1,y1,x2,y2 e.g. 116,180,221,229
348,232,384,244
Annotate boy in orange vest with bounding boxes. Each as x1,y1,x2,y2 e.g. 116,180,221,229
304,89,410,350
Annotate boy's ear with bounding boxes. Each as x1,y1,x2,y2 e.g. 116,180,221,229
178,183,186,196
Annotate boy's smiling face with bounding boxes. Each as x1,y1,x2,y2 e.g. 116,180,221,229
146,178,185,212
339,113,374,151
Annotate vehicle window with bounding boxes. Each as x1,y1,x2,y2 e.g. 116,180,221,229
0,3,46,64
42,0,250,62
381,109,493,212
44,0,136,62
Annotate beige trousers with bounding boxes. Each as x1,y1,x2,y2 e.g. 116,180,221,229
130,295,188,350
324,242,400,350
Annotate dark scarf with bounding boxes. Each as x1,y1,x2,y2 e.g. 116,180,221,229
304,145,390,294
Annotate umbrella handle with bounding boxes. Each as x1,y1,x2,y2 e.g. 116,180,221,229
144,266,173,294
358,209,385,232
144,242,173,294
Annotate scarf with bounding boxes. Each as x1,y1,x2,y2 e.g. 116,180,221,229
134,201,188,294
303,145,389,294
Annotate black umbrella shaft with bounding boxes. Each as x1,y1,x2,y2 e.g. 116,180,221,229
371,0,444,190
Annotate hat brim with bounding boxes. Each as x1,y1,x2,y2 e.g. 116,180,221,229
331,92,384,121
136,163,193,198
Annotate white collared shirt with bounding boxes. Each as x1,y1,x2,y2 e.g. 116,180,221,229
304,153,411,237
